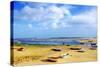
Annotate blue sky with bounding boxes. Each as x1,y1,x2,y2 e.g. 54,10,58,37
11,1,97,38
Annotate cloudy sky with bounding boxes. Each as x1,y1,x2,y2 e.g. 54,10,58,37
11,1,97,38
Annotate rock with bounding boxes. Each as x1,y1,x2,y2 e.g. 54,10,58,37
69,48,81,50
66,45,70,46
17,47,24,51
60,53,69,58
77,50,85,53
51,48,61,51
42,59,57,62
48,56,60,59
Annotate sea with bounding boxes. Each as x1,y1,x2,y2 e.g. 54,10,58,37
13,37,83,45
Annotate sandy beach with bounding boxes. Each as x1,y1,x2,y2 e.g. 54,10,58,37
11,44,97,66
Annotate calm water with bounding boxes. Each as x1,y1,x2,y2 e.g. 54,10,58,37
22,41,80,45
14,39,80,45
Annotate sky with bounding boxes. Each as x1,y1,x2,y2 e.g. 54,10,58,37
11,1,97,38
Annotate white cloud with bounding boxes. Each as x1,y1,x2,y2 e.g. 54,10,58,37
28,24,33,29
21,6,34,15
14,4,97,30
71,8,97,27
51,22,71,29
51,22,58,29
14,5,72,29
